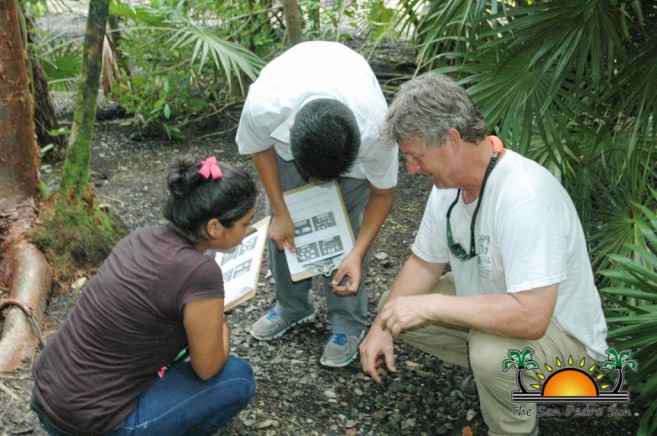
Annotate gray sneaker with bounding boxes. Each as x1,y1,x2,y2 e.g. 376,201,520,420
250,309,316,341
319,331,364,368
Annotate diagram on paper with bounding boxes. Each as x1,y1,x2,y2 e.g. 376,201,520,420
283,182,354,280
213,217,270,310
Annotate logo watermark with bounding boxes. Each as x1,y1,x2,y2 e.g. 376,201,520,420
502,346,636,415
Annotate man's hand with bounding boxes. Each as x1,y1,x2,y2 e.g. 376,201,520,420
359,323,396,384
269,213,296,252
379,295,433,338
331,251,362,295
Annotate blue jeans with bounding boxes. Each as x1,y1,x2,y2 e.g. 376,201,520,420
33,356,255,435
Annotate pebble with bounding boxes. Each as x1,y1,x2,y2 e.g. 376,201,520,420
345,419,357,428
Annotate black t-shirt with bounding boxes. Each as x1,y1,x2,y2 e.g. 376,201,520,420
33,225,223,433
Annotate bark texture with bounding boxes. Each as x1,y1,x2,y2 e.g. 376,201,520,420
0,0,39,209
0,0,52,373
0,240,51,372
58,0,111,199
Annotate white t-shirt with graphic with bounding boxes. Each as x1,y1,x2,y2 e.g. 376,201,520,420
235,41,398,189
412,149,608,361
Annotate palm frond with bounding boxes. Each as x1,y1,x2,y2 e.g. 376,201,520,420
165,18,264,93
37,32,83,92
600,192,657,427
481,2,625,91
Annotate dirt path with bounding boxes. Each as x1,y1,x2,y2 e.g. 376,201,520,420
1,112,643,435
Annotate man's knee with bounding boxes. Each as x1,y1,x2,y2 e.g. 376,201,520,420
468,330,516,379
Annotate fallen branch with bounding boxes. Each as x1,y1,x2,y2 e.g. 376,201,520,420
0,240,52,372
0,199,53,373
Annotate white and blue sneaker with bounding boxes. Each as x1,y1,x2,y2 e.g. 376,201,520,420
250,308,316,341
319,331,364,368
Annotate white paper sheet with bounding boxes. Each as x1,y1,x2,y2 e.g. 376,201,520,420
283,181,355,281
214,216,270,310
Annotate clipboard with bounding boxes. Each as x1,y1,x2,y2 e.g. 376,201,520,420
282,181,355,282
214,216,270,311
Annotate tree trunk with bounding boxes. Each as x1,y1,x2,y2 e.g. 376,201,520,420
0,0,40,209
29,0,128,285
58,0,111,199
0,0,52,373
515,368,528,393
613,368,624,393
282,0,304,46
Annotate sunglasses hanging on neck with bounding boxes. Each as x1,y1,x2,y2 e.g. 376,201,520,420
446,141,503,260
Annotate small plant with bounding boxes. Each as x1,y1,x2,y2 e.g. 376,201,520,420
105,0,269,138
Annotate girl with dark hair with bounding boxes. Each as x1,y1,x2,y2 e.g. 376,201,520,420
31,155,258,435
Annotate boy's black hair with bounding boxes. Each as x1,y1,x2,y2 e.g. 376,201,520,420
290,99,360,181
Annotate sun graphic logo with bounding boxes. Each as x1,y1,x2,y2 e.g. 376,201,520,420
503,347,637,403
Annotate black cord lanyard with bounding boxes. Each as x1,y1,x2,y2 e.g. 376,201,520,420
446,150,501,258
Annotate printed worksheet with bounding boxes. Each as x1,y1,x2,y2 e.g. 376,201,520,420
214,216,270,311
283,181,355,281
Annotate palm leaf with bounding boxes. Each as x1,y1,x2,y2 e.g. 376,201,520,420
602,286,657,303
599,181,656,433
165,18,264,93
484,2,625,90
38,33,83,92
109,0,168,26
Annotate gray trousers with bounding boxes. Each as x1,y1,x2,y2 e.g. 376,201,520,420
269,155,370,336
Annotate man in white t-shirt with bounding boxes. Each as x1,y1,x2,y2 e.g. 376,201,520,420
235,41,398,368
359,73,608,434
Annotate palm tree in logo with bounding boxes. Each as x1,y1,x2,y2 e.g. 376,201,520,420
503,347,538,393
602,347,637,393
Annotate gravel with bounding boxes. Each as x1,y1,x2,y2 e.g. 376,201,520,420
0,25,644,431
0,112,643,435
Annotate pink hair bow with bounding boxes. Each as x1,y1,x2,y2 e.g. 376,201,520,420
199,156,223,180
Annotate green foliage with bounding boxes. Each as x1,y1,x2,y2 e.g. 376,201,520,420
24,1,85,91
600,190,657,434
37,32,83,92
365,0,397,40
105,0,270,137
295,0,382,44
391,0,657,285
353,0,406,58
34,0,272,138
33,0,403,137
297,0,350,41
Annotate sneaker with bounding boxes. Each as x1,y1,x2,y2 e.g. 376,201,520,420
319,331,364,368
250,309,315,341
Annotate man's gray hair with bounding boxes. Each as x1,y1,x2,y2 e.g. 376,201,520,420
384,73,487,148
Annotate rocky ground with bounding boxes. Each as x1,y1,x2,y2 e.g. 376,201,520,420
0,5,646,433
0,103,645,435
